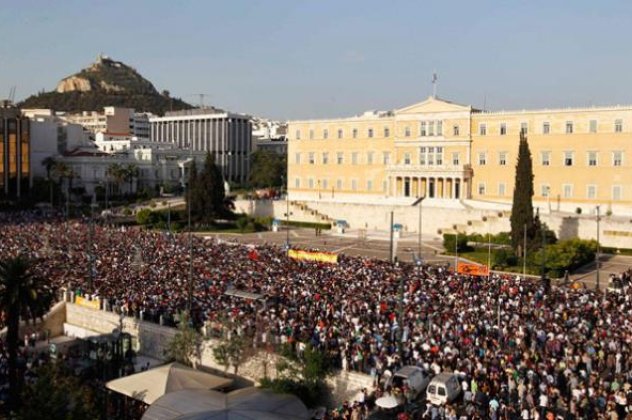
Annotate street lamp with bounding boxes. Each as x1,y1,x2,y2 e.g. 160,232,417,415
186,148,194,315
453,224,459,273
596,205,601,291
411,196,426,260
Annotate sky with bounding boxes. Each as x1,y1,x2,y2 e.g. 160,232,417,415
2,0,632,120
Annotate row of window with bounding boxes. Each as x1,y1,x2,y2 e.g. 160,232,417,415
294,120,463,141
296,127,389,141
295,117,627,141
298,151,391,165
293,177,387,192
476,150,625,167
477,183,625,201
478,119,624,136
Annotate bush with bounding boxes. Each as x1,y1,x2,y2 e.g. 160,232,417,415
443,234,470,253
493,248,518,269
533,238,598,278
575,207,582,214
136,208,153,225
235,217,249,232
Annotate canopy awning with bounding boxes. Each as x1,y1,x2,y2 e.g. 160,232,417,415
106,362,233,405
142,387,309,420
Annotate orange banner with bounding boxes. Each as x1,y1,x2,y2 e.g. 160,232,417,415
288,249,338,264
457,262,489,276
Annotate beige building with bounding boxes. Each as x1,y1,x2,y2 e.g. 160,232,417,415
288,96,632,215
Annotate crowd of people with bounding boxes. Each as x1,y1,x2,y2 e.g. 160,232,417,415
0,214,631,418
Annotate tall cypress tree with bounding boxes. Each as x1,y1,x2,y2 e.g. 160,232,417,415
186,159,198,218
189,152,226,222
510,132,535,254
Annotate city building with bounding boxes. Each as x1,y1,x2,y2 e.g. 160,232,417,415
0,100,31,197
288,96,632,215
54,141,206,197
61,107,152,139
150,109,252,184
27,110,89,179
252,118,287,155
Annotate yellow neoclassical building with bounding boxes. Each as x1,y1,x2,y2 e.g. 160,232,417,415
287,96,632,214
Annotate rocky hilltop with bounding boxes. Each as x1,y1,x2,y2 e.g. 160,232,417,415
20,55,193,115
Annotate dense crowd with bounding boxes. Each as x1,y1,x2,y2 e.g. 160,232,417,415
0,215,631,418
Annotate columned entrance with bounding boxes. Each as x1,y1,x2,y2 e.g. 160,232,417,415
390,175,468,199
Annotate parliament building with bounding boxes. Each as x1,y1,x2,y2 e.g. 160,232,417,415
288,96,632,215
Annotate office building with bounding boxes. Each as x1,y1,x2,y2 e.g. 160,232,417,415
150,109,252,184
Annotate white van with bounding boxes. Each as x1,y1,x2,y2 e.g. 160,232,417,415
426,373,461,406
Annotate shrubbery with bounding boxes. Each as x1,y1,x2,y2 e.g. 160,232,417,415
533,238,598,278
442,233,471,253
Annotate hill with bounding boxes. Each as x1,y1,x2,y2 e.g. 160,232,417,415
19,55,193,115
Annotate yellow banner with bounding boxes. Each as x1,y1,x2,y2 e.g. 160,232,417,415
288,249,338,264
75,296,101,310
457,262,489,276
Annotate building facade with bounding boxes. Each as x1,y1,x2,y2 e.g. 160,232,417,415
288,96,632,215
61,107,152,139
0,100,30,197
150,109,252,184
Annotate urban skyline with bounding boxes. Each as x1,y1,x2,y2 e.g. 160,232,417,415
3,0,632,120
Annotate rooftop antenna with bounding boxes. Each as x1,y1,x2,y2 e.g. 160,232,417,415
431,72,438,98
8,86,16,102
188,93,213,109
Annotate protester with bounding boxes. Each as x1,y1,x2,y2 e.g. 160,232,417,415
0,214,630,418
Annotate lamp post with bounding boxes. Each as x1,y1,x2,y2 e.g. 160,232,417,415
453,225,459,273
596,205,601,291
412,196,426,260
186,149,194,315
389,211,395,264
281,175,292,248
523,223,527,279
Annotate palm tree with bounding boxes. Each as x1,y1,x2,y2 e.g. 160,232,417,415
0,255,54,410
125,164,139,195
41,157,56,206
106,163,126,198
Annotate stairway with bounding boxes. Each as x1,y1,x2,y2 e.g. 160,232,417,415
288,200,335,225
437,210,508,236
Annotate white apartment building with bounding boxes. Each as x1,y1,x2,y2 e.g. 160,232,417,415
150,109,252,184
60,107,153,139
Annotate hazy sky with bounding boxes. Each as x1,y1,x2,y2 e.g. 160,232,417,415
2,0,632,120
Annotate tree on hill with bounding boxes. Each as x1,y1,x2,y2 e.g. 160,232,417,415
510,132,535,255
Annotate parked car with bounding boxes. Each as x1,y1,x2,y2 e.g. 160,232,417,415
426,373,461,406
391,366,432,398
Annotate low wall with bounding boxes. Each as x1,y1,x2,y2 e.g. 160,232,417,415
64,303,372,404
234,198,632,248
0,300,67,341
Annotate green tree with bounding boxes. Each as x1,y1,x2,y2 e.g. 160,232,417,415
510,132,535,254
106,163,127,197
41,157,56,206
260,343,332,407
188,152,227,223
19,361,101,419
124,164,139,194
0,255,54,410
211,320,253,375
164,312,202,367
186,159,199,221
249,150,287,188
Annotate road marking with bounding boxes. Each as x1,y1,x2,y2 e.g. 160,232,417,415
333,244,356,253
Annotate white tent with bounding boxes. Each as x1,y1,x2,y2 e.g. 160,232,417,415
106,362,233,405
142,387,309,420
